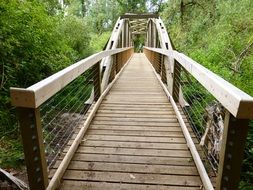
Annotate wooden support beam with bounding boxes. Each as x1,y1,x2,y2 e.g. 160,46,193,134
92,62,101,101
114,54,120,74
172,61,181,102
161,55,167,84
120,13,158,19
151,21,154,47
216,111,249,190
109,58,116,82
17,107,48,190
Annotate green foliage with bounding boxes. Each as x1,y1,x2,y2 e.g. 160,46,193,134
90,32,111,52
117,0,147,13
0,137,24,168
161,0,253,187
0,0,163,170
58,15,92,57
133,35,145,52
0,0,93,168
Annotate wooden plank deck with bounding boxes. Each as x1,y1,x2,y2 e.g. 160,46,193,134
52,53,203,189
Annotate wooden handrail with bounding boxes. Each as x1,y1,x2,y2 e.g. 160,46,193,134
10,47,134,190
144,46,253,119
144,46,251,190
10,47,132,108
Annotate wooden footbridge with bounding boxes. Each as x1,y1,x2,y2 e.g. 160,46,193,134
10,13,253,190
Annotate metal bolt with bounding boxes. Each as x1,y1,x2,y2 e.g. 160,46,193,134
223,176,229,182
36,167,40,172
226,165,231,170
30,124,35,129
37,177,41,183
34,157,39,162
227,154,232,160
228,141,233,147
33,146,38,152
32,135,36,140
230,129,235,135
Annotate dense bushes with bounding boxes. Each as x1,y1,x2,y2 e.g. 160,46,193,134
0,0,93,167
161,0,253,188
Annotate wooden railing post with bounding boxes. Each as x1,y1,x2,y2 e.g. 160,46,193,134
114,54,120,74
17,107,48,190
119,51,122,69
92,62,101,101
172,61,181,102
160,55,167,84
216,111,249,190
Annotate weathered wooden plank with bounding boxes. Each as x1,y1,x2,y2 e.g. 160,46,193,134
60,153,196,166
61,170,202,186
102,100,169,103
85,129,186,137
87,124,194,133
92,120,178,127
70,134,188,143
67,140,189,150
70,145,192,158
52,161,198,176
101,102,172,105
98,107,174,111
59,181,199,190
96,110,175,115
93,117,178,122
95,113,186,119
91,120,181,127
100,102,172,106
104,96,167,100
89,125,182,131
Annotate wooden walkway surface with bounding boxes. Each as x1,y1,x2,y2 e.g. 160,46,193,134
52,53,203,189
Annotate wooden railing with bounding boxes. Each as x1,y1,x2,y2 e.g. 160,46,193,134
10,47,134,190
144,47,253,190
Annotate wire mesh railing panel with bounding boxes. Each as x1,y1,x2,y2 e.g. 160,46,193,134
144,48,224,175
40,66,98,168
173,62,225,174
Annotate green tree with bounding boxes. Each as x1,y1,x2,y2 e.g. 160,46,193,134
0,0,92,167
161,0,253,188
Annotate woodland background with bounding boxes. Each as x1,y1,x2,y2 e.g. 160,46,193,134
0,0,252,188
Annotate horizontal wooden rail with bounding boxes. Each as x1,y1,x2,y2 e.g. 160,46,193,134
10,47,132,108
10,47,134,190
144,46,251,190
144,46,253,119
46,53,133,190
